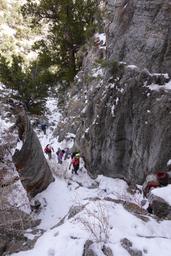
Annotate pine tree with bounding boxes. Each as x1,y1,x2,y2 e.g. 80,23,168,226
22,0,99,82
0,54,54,113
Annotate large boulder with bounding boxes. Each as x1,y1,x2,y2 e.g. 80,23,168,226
149,185,171,218
12,104,54,197
150,196,171,218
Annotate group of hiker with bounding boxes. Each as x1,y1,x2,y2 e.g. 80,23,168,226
44,144,80,175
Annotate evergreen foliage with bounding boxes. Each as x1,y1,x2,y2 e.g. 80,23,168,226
0,54,55,113
22,0,100,82
0,0,101,114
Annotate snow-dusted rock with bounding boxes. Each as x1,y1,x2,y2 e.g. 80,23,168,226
12,104,54,197
121,238,143,256
53,1,171,184
0,143,40,255
149,186,171,218
0,144,30,213
101,245,113,256
76,66,171,183
83,240,97,256
106,0,171,76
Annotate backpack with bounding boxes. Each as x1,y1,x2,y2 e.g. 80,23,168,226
44,146,51,154
156,171,169,186
72,157,80,167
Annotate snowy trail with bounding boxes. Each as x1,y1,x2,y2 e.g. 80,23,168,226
11,97,171,256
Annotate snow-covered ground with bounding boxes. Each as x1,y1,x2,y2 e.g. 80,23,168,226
5,96,170,256
0,85,171,256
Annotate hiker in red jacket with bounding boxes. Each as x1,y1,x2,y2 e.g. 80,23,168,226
44,144,54,160
69,153,80,175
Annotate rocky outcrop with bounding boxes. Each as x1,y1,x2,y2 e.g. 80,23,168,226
12,104,54,197
55,0,171,184
76,66,171,184
149,195,171,218
0,207,41,255
56,53,171,184
102,245,113,256
106,0,171,75
0,143,31,213
73,0,171,183
54,45,105,142
82,240,113,256
121,238,143,256
83,240,97,256
0,142,40,255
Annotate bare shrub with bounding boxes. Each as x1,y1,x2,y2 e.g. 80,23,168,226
112,191,143,208
77,202,110,243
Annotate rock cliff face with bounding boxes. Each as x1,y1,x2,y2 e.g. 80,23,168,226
57,0,171,184
106,0,171,75
0,139,40,255
0,144,31,213
0,94,51,254
75,0,171,183
12,104,54,197
76,66,171,183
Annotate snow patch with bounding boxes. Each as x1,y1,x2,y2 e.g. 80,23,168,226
92,67,103,78
111,104,115,117
147,80,171,92
127,64,138,69
167,159,171,166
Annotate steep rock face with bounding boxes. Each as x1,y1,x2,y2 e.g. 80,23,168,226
0,143,39,255
0,97,43,255
76,66,171,183
0,207,40,255
56,0,171,184
106,0,171,75
55,45,105,142
12,104,54,197
0,144,31,213
74,0,171,183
